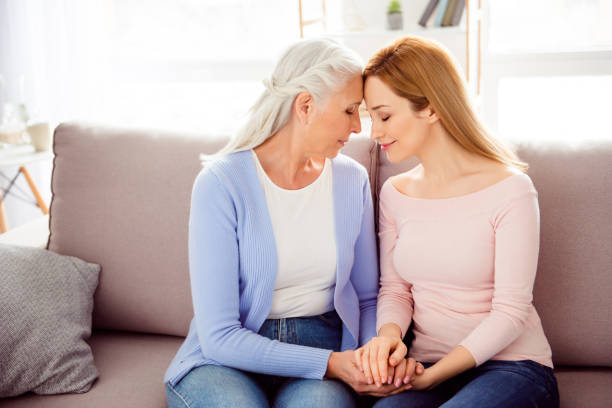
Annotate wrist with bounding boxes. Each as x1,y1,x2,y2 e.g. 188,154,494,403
325,352,339,379
378,323,402,340
422,366,442,389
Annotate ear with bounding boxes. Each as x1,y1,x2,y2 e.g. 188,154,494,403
294,92,315,125
417,105,440,124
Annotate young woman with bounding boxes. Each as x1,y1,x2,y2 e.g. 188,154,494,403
163,38,418,408
356,36,560,407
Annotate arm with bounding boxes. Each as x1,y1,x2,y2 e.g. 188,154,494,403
459,192,540,365
349,172,379,346
357,181,416,385
414,191,541,389
376,181,414,337
189,168,331,379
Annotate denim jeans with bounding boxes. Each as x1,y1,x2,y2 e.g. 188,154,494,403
372,359,560,408
165,310,358,408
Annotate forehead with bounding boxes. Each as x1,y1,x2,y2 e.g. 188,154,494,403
331,74,363,103
364,76,393,100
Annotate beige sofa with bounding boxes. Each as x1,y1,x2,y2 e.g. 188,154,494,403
2,122,611,407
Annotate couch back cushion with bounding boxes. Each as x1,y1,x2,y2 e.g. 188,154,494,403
376,141,612,367
517,142,612,367
48,123,376,336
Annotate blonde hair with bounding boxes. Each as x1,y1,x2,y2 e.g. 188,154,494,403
364,36,527,171
202,38,363,163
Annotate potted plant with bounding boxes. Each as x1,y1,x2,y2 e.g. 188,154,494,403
387,0,403,30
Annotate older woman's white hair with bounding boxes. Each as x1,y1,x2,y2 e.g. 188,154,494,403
202,38,363,162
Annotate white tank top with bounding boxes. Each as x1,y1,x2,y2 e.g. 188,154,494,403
251,150,337,319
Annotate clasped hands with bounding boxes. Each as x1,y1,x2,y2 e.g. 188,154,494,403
326,334,431,397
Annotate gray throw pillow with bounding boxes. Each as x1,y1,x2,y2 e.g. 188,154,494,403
0,243,100,397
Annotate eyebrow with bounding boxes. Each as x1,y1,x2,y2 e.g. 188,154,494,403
371,105,390,110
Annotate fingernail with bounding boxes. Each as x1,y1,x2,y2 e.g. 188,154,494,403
406,385,412,389
404,377,410,384
388,376,393,384
390,358,396,364
395,379,401,387
376,381,381,388
368,378,373,385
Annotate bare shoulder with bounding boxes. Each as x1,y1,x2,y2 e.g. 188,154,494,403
480,163,523,184
388,166,422,196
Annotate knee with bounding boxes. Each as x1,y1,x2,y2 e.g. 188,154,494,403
275,379,356,408
168,365,269,408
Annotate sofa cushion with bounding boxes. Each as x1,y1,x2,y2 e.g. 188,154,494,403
0,244,100,397
554,367,612,408
48,123,376,337
1,331,183,408
517,142,612,367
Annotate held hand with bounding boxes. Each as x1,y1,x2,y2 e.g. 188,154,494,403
326,351,411,397
409,367,437,391
354,335,407,387
391,357,425,388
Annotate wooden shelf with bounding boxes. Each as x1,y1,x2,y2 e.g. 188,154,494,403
298,1,482,108
327,26,466,38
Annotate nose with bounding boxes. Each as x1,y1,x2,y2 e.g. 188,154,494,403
370,119,383,141
351,113,362,135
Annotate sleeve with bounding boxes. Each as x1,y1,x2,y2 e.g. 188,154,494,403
349,170,380,346
375,181,414,337
459,191,540,366
189,168,332,379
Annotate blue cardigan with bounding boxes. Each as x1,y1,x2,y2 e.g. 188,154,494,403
164,150,379,386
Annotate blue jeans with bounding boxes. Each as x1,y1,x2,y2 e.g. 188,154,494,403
373,360,559,408
165,310,358,408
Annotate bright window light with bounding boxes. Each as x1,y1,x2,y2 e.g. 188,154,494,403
498,75,612,143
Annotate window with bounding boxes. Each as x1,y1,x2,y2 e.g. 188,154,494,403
1,0,303,134
498,75,612,143
482,0,612,144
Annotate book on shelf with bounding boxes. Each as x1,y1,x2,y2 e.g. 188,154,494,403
450,0,465,26
434,0,449,27
442,0,457,26
418,0,439,27
420,0,465,28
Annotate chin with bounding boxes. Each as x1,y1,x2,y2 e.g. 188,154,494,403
326,147,342,159
384,151,403,163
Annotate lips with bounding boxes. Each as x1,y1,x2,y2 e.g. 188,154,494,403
338,140,348,146
380,141,396,151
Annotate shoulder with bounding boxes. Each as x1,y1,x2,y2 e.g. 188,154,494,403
332,153,370,184
378,176,403,209
193,150,253,195
490,167,536,197
382,166,420,198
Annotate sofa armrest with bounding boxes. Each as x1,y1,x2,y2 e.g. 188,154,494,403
0,215,49,248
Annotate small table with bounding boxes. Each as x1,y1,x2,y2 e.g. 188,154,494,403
0,145,53,233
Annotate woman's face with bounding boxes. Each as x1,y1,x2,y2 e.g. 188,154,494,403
304,74,363,159
364,75,430,163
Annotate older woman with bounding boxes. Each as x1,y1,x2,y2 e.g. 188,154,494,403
163,39,416,408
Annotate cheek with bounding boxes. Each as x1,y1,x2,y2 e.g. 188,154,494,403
308,116,339,147
389,119,427,158
395,117,422,142
322,114,348,141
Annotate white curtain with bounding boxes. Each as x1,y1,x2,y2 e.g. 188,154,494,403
0,0,302,134
0,0,302,229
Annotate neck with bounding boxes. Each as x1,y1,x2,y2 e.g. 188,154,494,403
254,122,321,185
416,122,482,184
